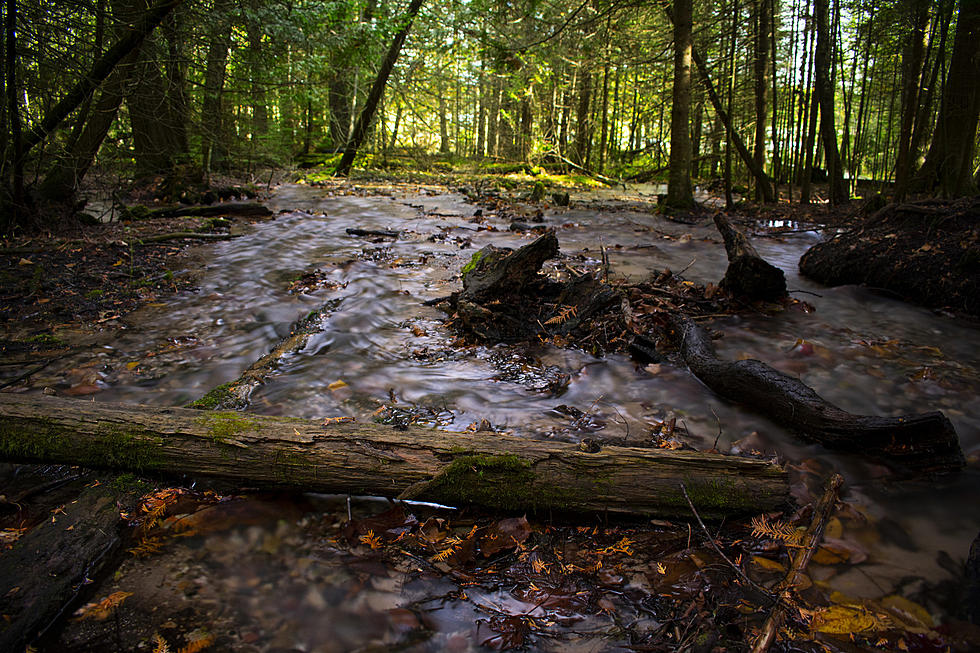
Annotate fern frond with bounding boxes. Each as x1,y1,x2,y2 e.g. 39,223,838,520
750,514,804,545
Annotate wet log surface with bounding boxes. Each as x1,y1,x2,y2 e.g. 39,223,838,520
0,394,789,519
0,480,140,652
713,213,787,301
671,316,964,473
186,303,335,410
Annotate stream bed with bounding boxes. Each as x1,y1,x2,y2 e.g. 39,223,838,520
29,183,980,651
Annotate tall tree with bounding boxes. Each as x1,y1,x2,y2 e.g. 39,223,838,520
335,0,425,176
813,0,847,204
201,0,234,175
753,0,772,202
914,0,980,197
666,0,694,209
892,0,930,201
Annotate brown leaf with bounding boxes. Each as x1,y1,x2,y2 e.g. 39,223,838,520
481,516,531,556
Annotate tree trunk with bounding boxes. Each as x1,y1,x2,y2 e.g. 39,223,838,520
813,0,847,204
4,0,24,231
201,0,233,174
335,0,424,176
689,43,775,203
914,0,980,197
0,394,790,519
38,57,135,202
20,0,181,157
893,0,930,201
666,0,695,209
671,317,964,473
571,65,592,167
753,0,771,202
245,1,268,143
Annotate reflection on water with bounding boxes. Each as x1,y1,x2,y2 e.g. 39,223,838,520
50,185,980,645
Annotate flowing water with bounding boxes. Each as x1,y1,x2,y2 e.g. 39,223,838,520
42,184,980,650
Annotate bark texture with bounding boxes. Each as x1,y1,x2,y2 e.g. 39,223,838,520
666,0,695,209
714,213,787,301
0,394,789,519
0,481,140,652
672,317,964,473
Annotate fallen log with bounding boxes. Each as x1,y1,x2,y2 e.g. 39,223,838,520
139,231,239,244
187,303,333,409
672,317,964,473
0,478,141,652
151,201,272,219
714,213,787,301
0,394,789,519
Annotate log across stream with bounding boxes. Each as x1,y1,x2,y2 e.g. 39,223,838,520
0,393,788,519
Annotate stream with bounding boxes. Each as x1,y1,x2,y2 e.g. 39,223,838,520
43,184,980,650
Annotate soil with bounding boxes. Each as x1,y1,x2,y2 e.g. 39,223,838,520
800,196,980,317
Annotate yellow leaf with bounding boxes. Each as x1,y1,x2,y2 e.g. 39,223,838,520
656,562,667,574
179,632,216,653
18,258,33,266
751,556,787,573
113,259,125,266
880,595,934,631
126,361,140,370
824,516,843,539
153,633,171,653
328,380,348,391
810,605,887,635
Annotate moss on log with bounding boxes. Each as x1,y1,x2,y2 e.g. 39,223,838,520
0,394,789,519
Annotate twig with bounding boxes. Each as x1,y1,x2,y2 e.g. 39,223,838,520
751,473,843,653
680,483,774,600
788,288,823,298
677,257,697,277
0,353,67,390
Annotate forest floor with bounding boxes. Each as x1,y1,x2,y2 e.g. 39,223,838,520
1,171,979,652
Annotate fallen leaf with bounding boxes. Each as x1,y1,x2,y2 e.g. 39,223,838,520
328,380,348,391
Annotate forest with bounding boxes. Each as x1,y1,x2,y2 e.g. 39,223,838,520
0,0,979,651
0,0,977,217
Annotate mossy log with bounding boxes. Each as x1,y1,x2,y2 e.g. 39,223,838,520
672,317,964,473
187,304,332,410
713,213,787,301
0,394,789,519
0,480,141,652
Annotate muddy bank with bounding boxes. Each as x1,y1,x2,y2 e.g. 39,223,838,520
800,196,980,316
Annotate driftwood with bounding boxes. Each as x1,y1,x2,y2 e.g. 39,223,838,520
187,303,333,410
0,394,789,519
714,213,787,301
672,317,964,472
0,480,140,652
